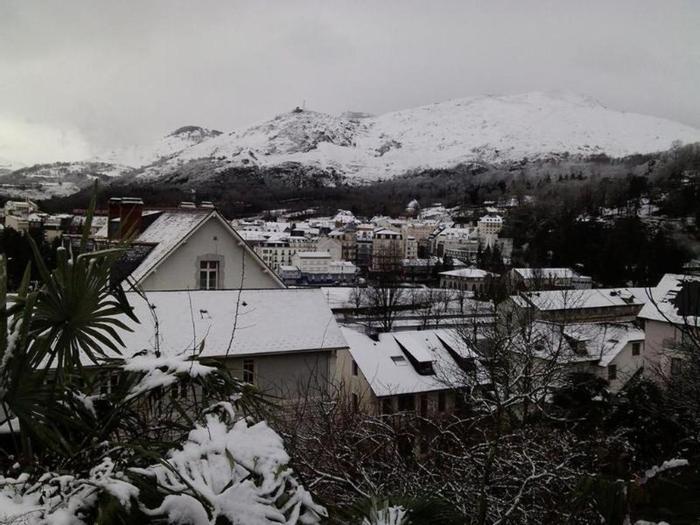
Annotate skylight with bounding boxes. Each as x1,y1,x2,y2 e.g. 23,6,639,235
391,355,408,366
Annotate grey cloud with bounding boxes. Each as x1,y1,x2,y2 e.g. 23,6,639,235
0,0,698,162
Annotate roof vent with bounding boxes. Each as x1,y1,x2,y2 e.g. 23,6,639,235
200,201,215,209
179,202,196,209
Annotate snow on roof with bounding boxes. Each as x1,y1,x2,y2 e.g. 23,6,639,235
440,268,493,279
342,327,477,396
238,230,269,242
113,289,347,362
129,210,210,283
638,273,700,326
126,210,282,287
512,287,650,311
529,321,644,367
373,227,401,236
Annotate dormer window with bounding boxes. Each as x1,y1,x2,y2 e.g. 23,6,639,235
199,260,220,289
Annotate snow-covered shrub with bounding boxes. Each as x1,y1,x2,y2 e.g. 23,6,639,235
135,402,326,525
0,404,326,525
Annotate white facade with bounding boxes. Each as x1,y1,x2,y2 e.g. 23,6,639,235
292,251,333,274
133,212,283,291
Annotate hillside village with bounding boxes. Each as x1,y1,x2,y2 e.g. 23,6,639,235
1,195,697,409
2,189,699,524
1,179,699,523
4,1,700,523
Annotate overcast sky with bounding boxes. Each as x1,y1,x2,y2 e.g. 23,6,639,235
1,0,699,164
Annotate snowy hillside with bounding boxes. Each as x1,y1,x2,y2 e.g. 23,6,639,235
0,161,134,199
97,125,222,167
3,92,700,199
137,91,700,181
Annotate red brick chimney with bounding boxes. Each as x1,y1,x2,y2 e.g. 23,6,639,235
108,198,122,240
119,198,143,239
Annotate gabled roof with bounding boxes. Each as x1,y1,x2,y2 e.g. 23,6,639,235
527,321,644,367
511,287,650,311
128,209,284,287
342,327,483,397
638,273,700,326
113,289,346,361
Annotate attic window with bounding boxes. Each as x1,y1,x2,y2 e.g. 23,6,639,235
391,356,408,366
199,260,220,290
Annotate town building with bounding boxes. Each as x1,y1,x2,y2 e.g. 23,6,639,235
637,273,700,380
477,214,503,237
509,267,593,290
94,198,284,291
339,328,485,416
525,321,645,392
439,268,495,293
371,228,403,273
113,288,349,400
505,287,650,323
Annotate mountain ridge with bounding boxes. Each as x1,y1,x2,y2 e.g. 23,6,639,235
130,91,700,182
2,92,700,198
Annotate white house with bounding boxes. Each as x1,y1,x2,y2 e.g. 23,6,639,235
98,199,284,291
525,321,645,392
637,273,700,380
339,328,485,416
114,288,349,399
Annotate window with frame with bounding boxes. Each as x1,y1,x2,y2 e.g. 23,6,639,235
199,260,220,290
352,393,359,413
352,360,358,376
671,357,683,377
632,342,641,356
608,364,617,381
243,359,255,384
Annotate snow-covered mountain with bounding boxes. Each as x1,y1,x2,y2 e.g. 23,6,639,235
3,92,700,199
97,125,222,167
0,161,133,199
135,91,700,182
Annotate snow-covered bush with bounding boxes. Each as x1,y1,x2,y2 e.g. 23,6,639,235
135,402,326,525
0,403,325,525
0,205,325,524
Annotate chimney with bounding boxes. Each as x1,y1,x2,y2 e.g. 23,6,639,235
119,198,143,239
108,197,122,240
